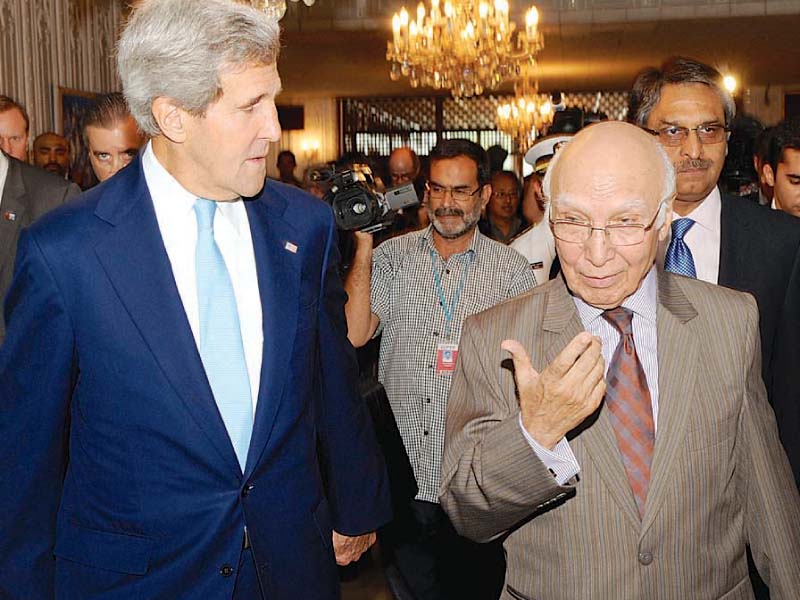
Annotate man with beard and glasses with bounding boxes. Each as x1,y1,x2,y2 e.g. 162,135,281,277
629,57,800,599
345,138,536,600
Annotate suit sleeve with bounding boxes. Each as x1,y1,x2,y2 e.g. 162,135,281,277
767,245,800,488
0,229,76,599
315,216,392,535
740,295,800,597
440,317,572,543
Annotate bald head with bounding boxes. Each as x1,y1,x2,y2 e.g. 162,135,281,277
545,121,675,214
544,121,676,309
389,146,420,186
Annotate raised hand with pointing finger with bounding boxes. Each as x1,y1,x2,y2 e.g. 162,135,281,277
501,332,606,450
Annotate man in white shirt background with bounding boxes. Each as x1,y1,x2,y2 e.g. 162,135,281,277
628,57,800,485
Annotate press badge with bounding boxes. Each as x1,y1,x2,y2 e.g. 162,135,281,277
436,342,459,375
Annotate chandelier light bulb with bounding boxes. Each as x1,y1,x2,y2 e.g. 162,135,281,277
386,1,544,98
723,75,737,94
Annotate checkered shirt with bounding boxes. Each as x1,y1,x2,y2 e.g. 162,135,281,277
371,226,537,503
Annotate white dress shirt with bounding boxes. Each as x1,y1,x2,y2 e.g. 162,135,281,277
142,142,263,415
0,151,8,209
658,187,721,284
520,268,660,484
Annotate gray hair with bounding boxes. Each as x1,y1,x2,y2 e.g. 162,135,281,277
117,0,281,136
542,130,676,229
627,56,735,129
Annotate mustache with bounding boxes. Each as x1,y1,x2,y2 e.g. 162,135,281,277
433,208,464,218
675,159,713,172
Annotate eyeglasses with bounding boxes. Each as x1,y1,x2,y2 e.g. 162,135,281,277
550,202,664,246
425,182,483,202
643,124,729,146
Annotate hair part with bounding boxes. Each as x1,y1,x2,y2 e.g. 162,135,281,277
428,138,491,186
0,95,30,133
117,0,281,137
628,56,736,128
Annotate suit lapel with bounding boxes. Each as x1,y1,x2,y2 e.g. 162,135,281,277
640,270,698,533
0,160,29,271
93,159,240,473
543,277,641,528
243,188,302,478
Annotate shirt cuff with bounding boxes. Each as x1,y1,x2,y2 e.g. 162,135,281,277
518,413,581,485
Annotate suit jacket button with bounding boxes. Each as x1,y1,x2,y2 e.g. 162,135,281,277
242,484,255,498
638,551,653,565
220,564,234,577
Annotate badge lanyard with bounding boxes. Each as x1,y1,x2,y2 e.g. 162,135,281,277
429,248,474,340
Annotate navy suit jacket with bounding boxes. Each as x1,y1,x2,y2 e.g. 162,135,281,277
0,157,391,599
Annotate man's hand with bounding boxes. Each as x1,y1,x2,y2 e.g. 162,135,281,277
502,332,605,450
332,530,377,566
353,230,374,249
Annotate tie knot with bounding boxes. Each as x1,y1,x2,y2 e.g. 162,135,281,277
671,218,695,240
603,306,633,336
194,199,217,232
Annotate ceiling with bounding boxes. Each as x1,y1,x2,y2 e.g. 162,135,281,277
275,1,800,98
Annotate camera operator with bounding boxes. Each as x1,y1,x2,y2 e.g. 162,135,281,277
344,138,536,600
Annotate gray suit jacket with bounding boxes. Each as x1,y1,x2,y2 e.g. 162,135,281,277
441,270,800,600
0,155,80,341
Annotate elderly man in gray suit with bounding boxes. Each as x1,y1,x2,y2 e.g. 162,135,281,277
441,121,800,600
0,150,79,341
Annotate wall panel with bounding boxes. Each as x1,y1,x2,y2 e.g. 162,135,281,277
0,0,123,139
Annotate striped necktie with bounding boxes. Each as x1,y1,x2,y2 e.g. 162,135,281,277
194,199,254,471
603,307,655,519
664,218,697,278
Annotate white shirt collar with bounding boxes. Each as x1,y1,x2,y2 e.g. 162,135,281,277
673,186,721,235
141,141,247,246
0,152,8,209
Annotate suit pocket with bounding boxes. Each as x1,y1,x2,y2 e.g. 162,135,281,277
54,519,153,575
506,584,536,600
718,576,752,599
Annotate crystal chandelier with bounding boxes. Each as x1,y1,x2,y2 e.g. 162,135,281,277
496,65,553,153
387,1,544,98
246,0,315,20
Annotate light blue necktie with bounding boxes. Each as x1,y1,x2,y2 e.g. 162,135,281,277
194,199,253,471
664,218,697,278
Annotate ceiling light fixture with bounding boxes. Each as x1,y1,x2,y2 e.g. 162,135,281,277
387,1,544,98
246,0,315,20
496,64,553,153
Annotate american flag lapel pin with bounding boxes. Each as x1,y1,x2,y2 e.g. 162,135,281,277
284,241,298,254
4,211,16,222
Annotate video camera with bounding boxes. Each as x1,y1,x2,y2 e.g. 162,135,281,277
321,164,419,233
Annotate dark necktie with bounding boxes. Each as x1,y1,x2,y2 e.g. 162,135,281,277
664,218,696,278
603,307,655,519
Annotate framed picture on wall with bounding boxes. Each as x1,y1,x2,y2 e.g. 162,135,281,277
55,86,100,190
